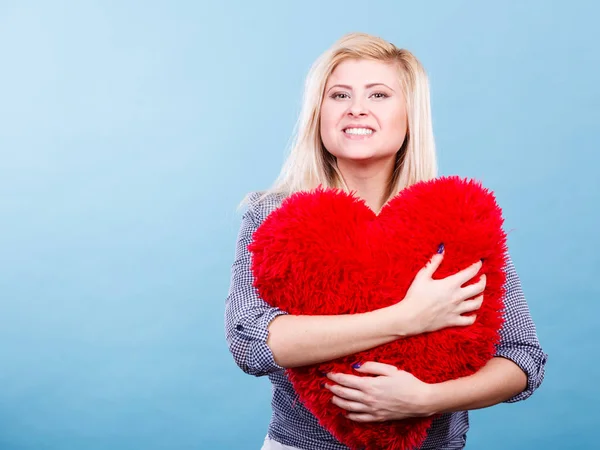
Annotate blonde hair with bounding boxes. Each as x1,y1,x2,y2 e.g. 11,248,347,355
252,32,437,205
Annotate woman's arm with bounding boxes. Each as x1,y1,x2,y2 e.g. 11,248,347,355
266,308,407,369
426,357,526,414
268,253,483,368
324,357,525,421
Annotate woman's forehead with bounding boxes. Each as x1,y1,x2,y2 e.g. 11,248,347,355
326,59,400,88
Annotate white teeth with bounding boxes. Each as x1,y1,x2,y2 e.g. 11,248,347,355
344,128,373,135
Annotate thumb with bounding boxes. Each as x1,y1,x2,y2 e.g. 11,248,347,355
421,243,445,278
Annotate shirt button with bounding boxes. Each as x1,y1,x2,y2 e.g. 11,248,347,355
236,324,244,331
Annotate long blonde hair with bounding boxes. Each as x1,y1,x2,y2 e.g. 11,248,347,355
253,32,437,205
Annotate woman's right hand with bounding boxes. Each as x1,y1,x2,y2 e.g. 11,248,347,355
396,245,486,336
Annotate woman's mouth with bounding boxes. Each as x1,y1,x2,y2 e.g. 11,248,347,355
343,127,375,139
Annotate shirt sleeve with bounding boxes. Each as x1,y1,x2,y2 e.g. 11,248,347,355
494,254,548,402
224,197,289,377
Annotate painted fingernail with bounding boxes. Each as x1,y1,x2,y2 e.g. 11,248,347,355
319,371,327,377
352,362,362,369
437,243,444,254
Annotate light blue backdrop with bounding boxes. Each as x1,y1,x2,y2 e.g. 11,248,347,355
0,1,597,449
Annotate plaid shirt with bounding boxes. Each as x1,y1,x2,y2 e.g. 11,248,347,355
225,191,548,450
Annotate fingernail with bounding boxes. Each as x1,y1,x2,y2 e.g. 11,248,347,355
437,243,444,254
352,362,362,369
319,371,327,377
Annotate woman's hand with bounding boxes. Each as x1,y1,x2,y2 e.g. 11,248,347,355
325,362,435,422
392,245,486,336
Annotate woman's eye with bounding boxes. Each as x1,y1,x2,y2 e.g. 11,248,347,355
331,92,349,99
372,92,388,99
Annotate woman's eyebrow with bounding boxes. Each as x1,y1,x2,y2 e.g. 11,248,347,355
326,83,395,93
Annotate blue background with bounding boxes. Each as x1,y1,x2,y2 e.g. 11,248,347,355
0,1,597,449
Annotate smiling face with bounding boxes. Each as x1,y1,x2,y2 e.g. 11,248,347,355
320,58,408,165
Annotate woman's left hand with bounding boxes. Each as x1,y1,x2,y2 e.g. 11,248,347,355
325,362,436,422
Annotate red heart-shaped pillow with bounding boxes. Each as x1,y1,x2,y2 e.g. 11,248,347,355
249,176,507,450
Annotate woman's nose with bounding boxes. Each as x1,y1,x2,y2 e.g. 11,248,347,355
348,98,368,116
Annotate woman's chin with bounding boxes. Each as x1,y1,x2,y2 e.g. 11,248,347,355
335,152,394,165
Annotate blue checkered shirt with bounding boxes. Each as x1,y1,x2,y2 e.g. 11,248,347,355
225,191,548,450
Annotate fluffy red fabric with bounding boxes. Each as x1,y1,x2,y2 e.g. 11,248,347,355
249,176,508,450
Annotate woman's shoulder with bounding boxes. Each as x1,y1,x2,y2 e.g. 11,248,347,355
245,190,289,223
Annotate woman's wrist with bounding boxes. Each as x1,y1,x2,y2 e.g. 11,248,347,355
420,382,443,416
372,302,418,339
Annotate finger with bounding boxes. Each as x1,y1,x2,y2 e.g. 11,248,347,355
331,395,370,413
449,260,483,286
326,383,366,403
353,361,398,376
456,295,484,314
453,313,477,327
460,274,486,299
345,413,381,423
421,246,445,278
327,372,368,390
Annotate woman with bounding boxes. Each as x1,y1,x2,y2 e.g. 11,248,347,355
225,32,547,450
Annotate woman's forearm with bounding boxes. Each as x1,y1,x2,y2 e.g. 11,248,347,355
267,305,409,368
426,357,527,414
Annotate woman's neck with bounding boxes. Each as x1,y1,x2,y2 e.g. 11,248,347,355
336,157,395,215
